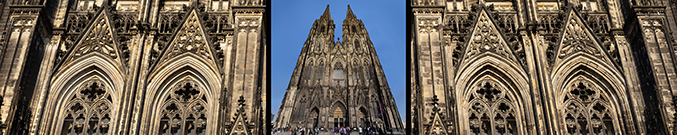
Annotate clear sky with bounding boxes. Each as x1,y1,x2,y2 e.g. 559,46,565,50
271,0,406,121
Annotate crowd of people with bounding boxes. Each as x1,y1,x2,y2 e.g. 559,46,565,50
272,126,393,135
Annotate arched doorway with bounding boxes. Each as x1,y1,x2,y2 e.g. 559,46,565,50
358,107,368,128
309,108,320,128
333,107,345,128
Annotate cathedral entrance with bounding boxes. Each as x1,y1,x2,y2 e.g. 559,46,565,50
310,108,319,128
333,107,345,128
358,107,368,128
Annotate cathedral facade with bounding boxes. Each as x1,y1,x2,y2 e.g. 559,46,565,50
0,0,267,134
275,5,404,131
411,0,677,134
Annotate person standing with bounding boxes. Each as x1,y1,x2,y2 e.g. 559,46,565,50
358,127,362,135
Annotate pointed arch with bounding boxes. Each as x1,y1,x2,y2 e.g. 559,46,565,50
330,101,347,128
315,37,324,52
551,53,625,90
303,59,315,82
459,75,528,135
291,94,308,124
332,61,346,87
354,39,361,52
142,54,221,135
316,60,325,82
42,62,123,134
156,79,210,135
455,52,531,134
552,64,630,134
308,107,320,128
352,59,362,85
357,106,369,128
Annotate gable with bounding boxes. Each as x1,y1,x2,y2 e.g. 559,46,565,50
552,10,615,70
153,9,220,72
457,9,522,72
60,9,124,69
427,112,449,135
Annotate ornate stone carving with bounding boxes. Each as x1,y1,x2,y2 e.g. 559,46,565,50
63,10,122,66
158,10,215,64
4,1,267,135
561,79,616,134
61,80,113,134
558,18,602,59
466,80,518,135
159,82,208,134
74,19,116,58
459,9,519,68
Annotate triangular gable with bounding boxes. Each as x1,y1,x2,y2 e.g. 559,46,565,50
332,41,345,55
154,9,220,70
230,113,250,135
457,8,520,70
553,9,614,68
231,95,251,135
426,112,449,135
60,9,124,68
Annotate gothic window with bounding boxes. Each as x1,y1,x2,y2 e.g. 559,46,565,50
293,95,307,121
211,1,229,11
316,40,323,52
317,61,324,83
72,0,101,11
467,80,518,135
304,60,314,81
563,80,615,134
333,62,345,87
364,60,372,81
354,40,361,52
353,61,361,84
159,82,208,135
371,95,383,119
580,0,604,12
61,81,113,135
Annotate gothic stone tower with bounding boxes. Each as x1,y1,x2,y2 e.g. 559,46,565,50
275,5,403,131
411,0,677,134
0,0,267,134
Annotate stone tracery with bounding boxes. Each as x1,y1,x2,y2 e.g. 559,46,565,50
562,79,616,135
466,79,518,135
61,80,113,135
158,81,208,135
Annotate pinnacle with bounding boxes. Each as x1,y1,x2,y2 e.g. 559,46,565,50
321,4,331,19
346,5,355,18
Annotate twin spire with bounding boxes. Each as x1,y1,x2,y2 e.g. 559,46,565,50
319,4,357,20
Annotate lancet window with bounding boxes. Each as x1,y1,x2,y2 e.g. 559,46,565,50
333,62,345,87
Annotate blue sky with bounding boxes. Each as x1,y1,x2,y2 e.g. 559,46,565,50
271,0,406,121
